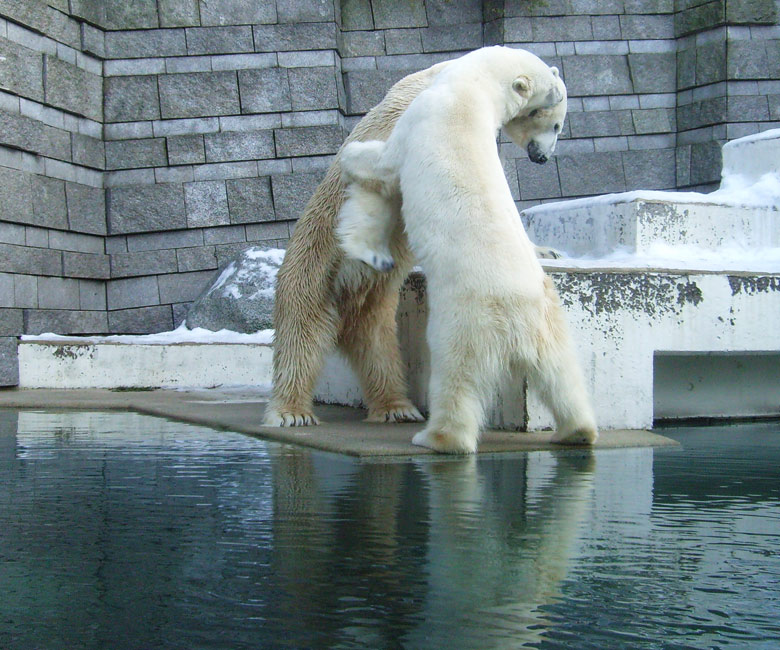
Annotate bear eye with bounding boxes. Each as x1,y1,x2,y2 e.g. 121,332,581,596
554,123,561,132
528,109,539,118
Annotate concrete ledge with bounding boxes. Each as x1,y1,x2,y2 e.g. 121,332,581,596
0,388,678,458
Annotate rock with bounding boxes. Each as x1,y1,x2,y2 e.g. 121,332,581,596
185,247,284,333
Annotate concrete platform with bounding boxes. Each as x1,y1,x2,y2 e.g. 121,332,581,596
0,388,677,458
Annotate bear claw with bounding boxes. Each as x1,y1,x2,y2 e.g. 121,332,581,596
263,409,320,427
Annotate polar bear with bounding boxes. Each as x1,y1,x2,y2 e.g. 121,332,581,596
265,49,568,429
337,46,597,453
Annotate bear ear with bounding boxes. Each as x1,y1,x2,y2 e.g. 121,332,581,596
512,75,531,97
550,66,560,78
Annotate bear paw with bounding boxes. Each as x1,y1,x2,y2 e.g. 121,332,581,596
412,428,478,454
355,248,395,273
550,427,598,445
367,403,425,423
263,408,320,427
534,245,564,259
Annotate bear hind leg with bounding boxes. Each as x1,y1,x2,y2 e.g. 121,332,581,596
526,277,597,445
338,288,424,424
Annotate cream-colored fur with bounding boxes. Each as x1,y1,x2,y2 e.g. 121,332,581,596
265,49,569,430
338,46,597,453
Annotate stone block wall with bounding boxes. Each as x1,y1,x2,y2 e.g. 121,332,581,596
0,0,778,384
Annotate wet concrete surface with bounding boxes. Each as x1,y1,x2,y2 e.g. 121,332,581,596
0,388,677,457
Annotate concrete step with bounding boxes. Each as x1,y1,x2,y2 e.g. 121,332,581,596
20,266,780,431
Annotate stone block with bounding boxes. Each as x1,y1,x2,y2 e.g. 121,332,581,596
44,56,102,122
62,251,111,279
184,180,230,227
48,230,103,254
558,151,627,196
420,24,482,53
31,176,68,230
696,40,728,86
531,16,593,42
689,140,722,186
200,0,276,26
632,108,675,134
158,0,200,27
126,229,204,252
105,29,186,58
238,68,292,113
676,46,697,90
277,0,335,22
110,249,178,278
343,69,407,114
622,148,676,190
675,0,724,37
105,138,168,170
341,0,373,30
569,110,635,138
592,15,621,40
0,111,71,162
0,273,12,307
371,0,427,28
71,134,105,170
503,17,534,43
253,23,337,52
516,158,562,201
726,0,777,24
0,242,60,276
339,30,385,57
385,29,423,55
79,279,106,311
107,184,186,234
1,307,22,335
244,221,290,243
13,273,37,308
104,75,161,122
562,55,633,97
177,246,218,272
203,224,247,244
101,0,158,29
425,0,481,25
0,167,33,225
728,40,776,81
66,183,107,236
0,336,19,386
185,26,253,55
168,135,206,165
275,125,343,158
0,38,44,102
24,309,107,335
0,222,25,246
271,171,325,222
225,177,274,223
288,67,339,111
108,306,173,334
619,14,675,39
107,275,160,310
204,131,275,163
25,226,48,248
37,276,80,310
159,71,241,119
628,53,677,93
158,270,215,304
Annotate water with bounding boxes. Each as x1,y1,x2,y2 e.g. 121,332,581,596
1,410,778,649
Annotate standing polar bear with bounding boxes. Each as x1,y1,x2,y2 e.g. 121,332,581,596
338,46,597,453
264,47,585,443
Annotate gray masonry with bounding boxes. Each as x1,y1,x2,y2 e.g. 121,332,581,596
1,0,779,384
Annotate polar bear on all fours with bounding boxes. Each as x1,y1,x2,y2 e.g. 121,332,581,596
338,46,598,454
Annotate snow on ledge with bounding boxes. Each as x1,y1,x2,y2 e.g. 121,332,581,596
22,324,275,345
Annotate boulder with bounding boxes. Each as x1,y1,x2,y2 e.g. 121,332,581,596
185,247,284,333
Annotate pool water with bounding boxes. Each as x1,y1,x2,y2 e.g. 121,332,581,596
1,410,778,649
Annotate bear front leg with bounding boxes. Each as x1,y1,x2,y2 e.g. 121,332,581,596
529,277,598,445
411,328,489,454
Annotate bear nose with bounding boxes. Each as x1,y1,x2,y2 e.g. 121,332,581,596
527,141,548,165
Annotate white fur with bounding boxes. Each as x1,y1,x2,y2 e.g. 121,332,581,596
339,46,596,453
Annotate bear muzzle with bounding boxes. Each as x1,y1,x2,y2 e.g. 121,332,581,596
527,140,549,165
